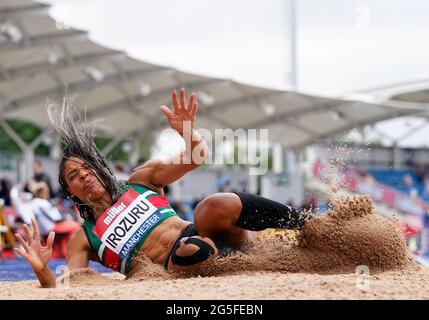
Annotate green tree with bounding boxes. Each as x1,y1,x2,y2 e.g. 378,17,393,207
0,119,49,155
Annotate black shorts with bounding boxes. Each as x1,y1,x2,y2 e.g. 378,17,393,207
164,223,234,270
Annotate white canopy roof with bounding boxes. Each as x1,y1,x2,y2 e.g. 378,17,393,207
1,0,428,149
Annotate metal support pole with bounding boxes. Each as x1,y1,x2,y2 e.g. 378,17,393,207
50,134,62,160
273,143,283,173
22,147,35,182
393,143,401,169
101,134,126,157
289,0,298,89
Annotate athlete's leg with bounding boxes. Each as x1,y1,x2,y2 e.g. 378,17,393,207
169,192,311,271
193,193,248,247
193,192,312,247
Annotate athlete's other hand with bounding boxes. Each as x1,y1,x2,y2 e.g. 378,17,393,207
14,218,55,273
160,88,198,136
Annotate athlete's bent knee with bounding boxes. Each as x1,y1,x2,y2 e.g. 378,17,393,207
170,236,218,269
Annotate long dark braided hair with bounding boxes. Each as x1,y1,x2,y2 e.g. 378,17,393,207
47,97,126,221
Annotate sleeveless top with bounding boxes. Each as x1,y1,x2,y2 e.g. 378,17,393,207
82,183,177,274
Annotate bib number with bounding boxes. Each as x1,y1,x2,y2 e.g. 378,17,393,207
94,189,162,259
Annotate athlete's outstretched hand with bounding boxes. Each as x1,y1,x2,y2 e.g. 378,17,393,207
160,88,198,136
14,218,55,273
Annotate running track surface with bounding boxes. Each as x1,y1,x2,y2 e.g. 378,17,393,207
0,258,112,281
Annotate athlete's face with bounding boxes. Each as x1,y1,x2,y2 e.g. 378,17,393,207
63,157,107,205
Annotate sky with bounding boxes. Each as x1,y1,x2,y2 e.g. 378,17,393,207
43,0,429,147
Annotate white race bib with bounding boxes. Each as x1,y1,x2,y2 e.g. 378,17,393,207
94,189,163,259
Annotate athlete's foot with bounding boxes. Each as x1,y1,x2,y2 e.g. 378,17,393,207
290,210,314,230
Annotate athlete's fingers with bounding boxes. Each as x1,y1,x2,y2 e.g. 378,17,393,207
179,87,186,109
23,224,33,246
160,105,173,121
187,93,196,113
190,101,199,117
31,217,40,243
14,247,29,261
172,90,180,113
15,233,31,254
46,231,55,250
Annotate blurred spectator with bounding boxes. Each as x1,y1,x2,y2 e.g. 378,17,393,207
0,173,11,206
51,196,81,222
24,159,54,198
404,149,415,167
10,185,33,225
170,199,193,222
403,174,418,198
414,164,427,182
28,182,64,236
421,209,429,255
10,182,80,258
191,196,204,210
423,176,429,196
163,185,170,195
362,171,377,185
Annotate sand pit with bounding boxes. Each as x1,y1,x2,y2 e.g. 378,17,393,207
2,195,429,299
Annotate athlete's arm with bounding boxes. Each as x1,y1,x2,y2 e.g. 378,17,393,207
14,218,90,288
129,88,208,188
65,228,91,270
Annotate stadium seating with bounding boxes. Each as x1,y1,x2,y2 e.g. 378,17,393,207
368,168,429,202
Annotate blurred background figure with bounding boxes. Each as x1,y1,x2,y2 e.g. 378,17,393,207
421,209,429,255
10,182,80,258
24,159,55,199
170,199,193,222
403,174,418,198
0,172,12,207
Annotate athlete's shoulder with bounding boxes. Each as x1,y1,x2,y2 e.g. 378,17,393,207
128,176,164,195
128,160,164,190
